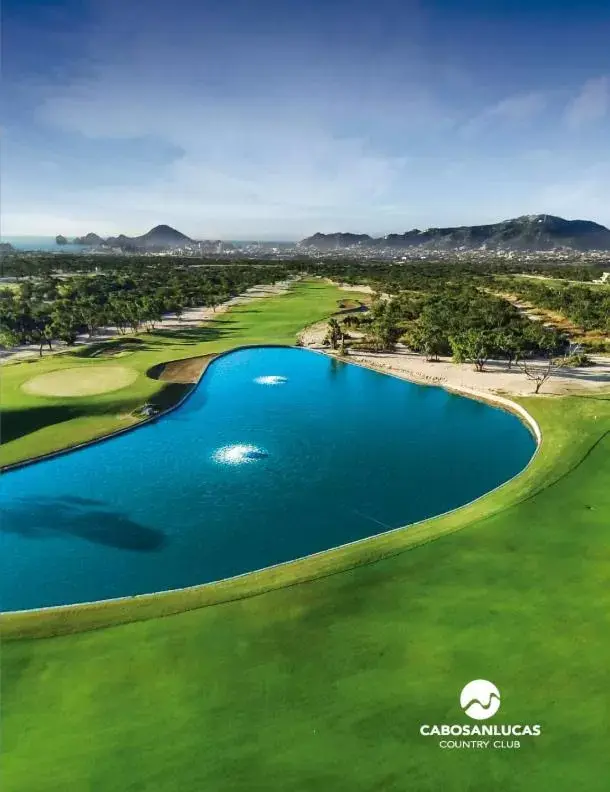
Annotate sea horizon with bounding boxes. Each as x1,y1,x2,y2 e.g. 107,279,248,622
1,236,298,252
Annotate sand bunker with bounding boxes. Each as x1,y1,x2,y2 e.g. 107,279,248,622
22,365,139,397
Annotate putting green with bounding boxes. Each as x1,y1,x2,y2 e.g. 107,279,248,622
21,365,139,398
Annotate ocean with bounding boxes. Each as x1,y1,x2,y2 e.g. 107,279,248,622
1,237,88,252
1,237,297,252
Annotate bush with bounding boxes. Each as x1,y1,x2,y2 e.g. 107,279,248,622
582,340,610,353
558,353,595,367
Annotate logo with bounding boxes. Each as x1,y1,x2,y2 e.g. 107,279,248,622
419,680,541,749
459,680,501,720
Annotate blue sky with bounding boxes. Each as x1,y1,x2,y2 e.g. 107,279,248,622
3,0,610,239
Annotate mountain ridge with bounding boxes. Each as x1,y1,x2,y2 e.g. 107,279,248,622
72,225,194,249
299,215,610,252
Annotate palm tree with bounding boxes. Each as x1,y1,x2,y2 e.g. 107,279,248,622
326,318,342,350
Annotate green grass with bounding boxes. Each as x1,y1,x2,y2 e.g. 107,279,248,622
3,407,610,791
0,281,359,467
2,283,610,791
22,364,139,397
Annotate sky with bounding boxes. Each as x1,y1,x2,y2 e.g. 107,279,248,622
2,0,610,239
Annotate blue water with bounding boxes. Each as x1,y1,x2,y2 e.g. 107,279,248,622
0,347,536,611
1,236,88,253
1,237,295,252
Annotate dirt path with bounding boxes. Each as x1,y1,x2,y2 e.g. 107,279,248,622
492,289,610,348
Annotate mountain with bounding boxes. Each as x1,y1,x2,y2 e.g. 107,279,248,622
105,225,194,250
73,232,105,246
301,232,373,249
55,235,68,245
300,215,610,252
71,226,194,250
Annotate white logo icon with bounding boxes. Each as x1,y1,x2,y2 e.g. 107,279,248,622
460,680,501,720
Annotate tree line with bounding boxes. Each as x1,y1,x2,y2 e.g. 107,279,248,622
0,264,291,354
0,249,604,281
337,284,569,372
1,254,602,362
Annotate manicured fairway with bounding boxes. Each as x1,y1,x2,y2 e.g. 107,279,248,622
2,283,609,791
1,281,360,467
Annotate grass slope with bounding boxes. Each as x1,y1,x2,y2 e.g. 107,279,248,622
3,392,610,791
0,281,357,467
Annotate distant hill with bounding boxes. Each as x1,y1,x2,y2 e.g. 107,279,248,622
302,232,373,248
71,225,194,250
106,225,194,250
300,215,610,252
73,232,105,246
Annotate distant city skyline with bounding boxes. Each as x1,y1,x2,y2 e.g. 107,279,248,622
3,0,610,237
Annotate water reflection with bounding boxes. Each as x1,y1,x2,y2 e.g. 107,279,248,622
1,496,166,551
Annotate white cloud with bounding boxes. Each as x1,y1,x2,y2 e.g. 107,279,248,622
31,68,412,232
6,0,455,238
460,91,548,138
564,76,609,129
6,1,610,235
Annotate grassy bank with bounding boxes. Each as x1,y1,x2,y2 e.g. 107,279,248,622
0,281,358,467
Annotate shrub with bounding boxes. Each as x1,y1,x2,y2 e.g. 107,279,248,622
558,353,595,368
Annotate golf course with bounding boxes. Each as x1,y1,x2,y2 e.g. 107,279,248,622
1,281,352,468
2,280,610,792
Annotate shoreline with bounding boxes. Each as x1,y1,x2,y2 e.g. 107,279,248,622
310,345,610,398
1,346,543,636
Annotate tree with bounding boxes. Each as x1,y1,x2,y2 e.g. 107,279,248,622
449,329,494,372
342,313,365,329
6,300,39,345
404,320,448,362
141,296,164,331
495,330,525,369
75,296,103,337
517,357,563,394
20,281,33,302
108,295,130,334
325,318,342,350
517,343,579,394
30,306,54,355
0,326,21,349
523,323,564,357
363,318,394,351
51,303,81,345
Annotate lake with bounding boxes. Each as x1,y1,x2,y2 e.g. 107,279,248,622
1,347,536,611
